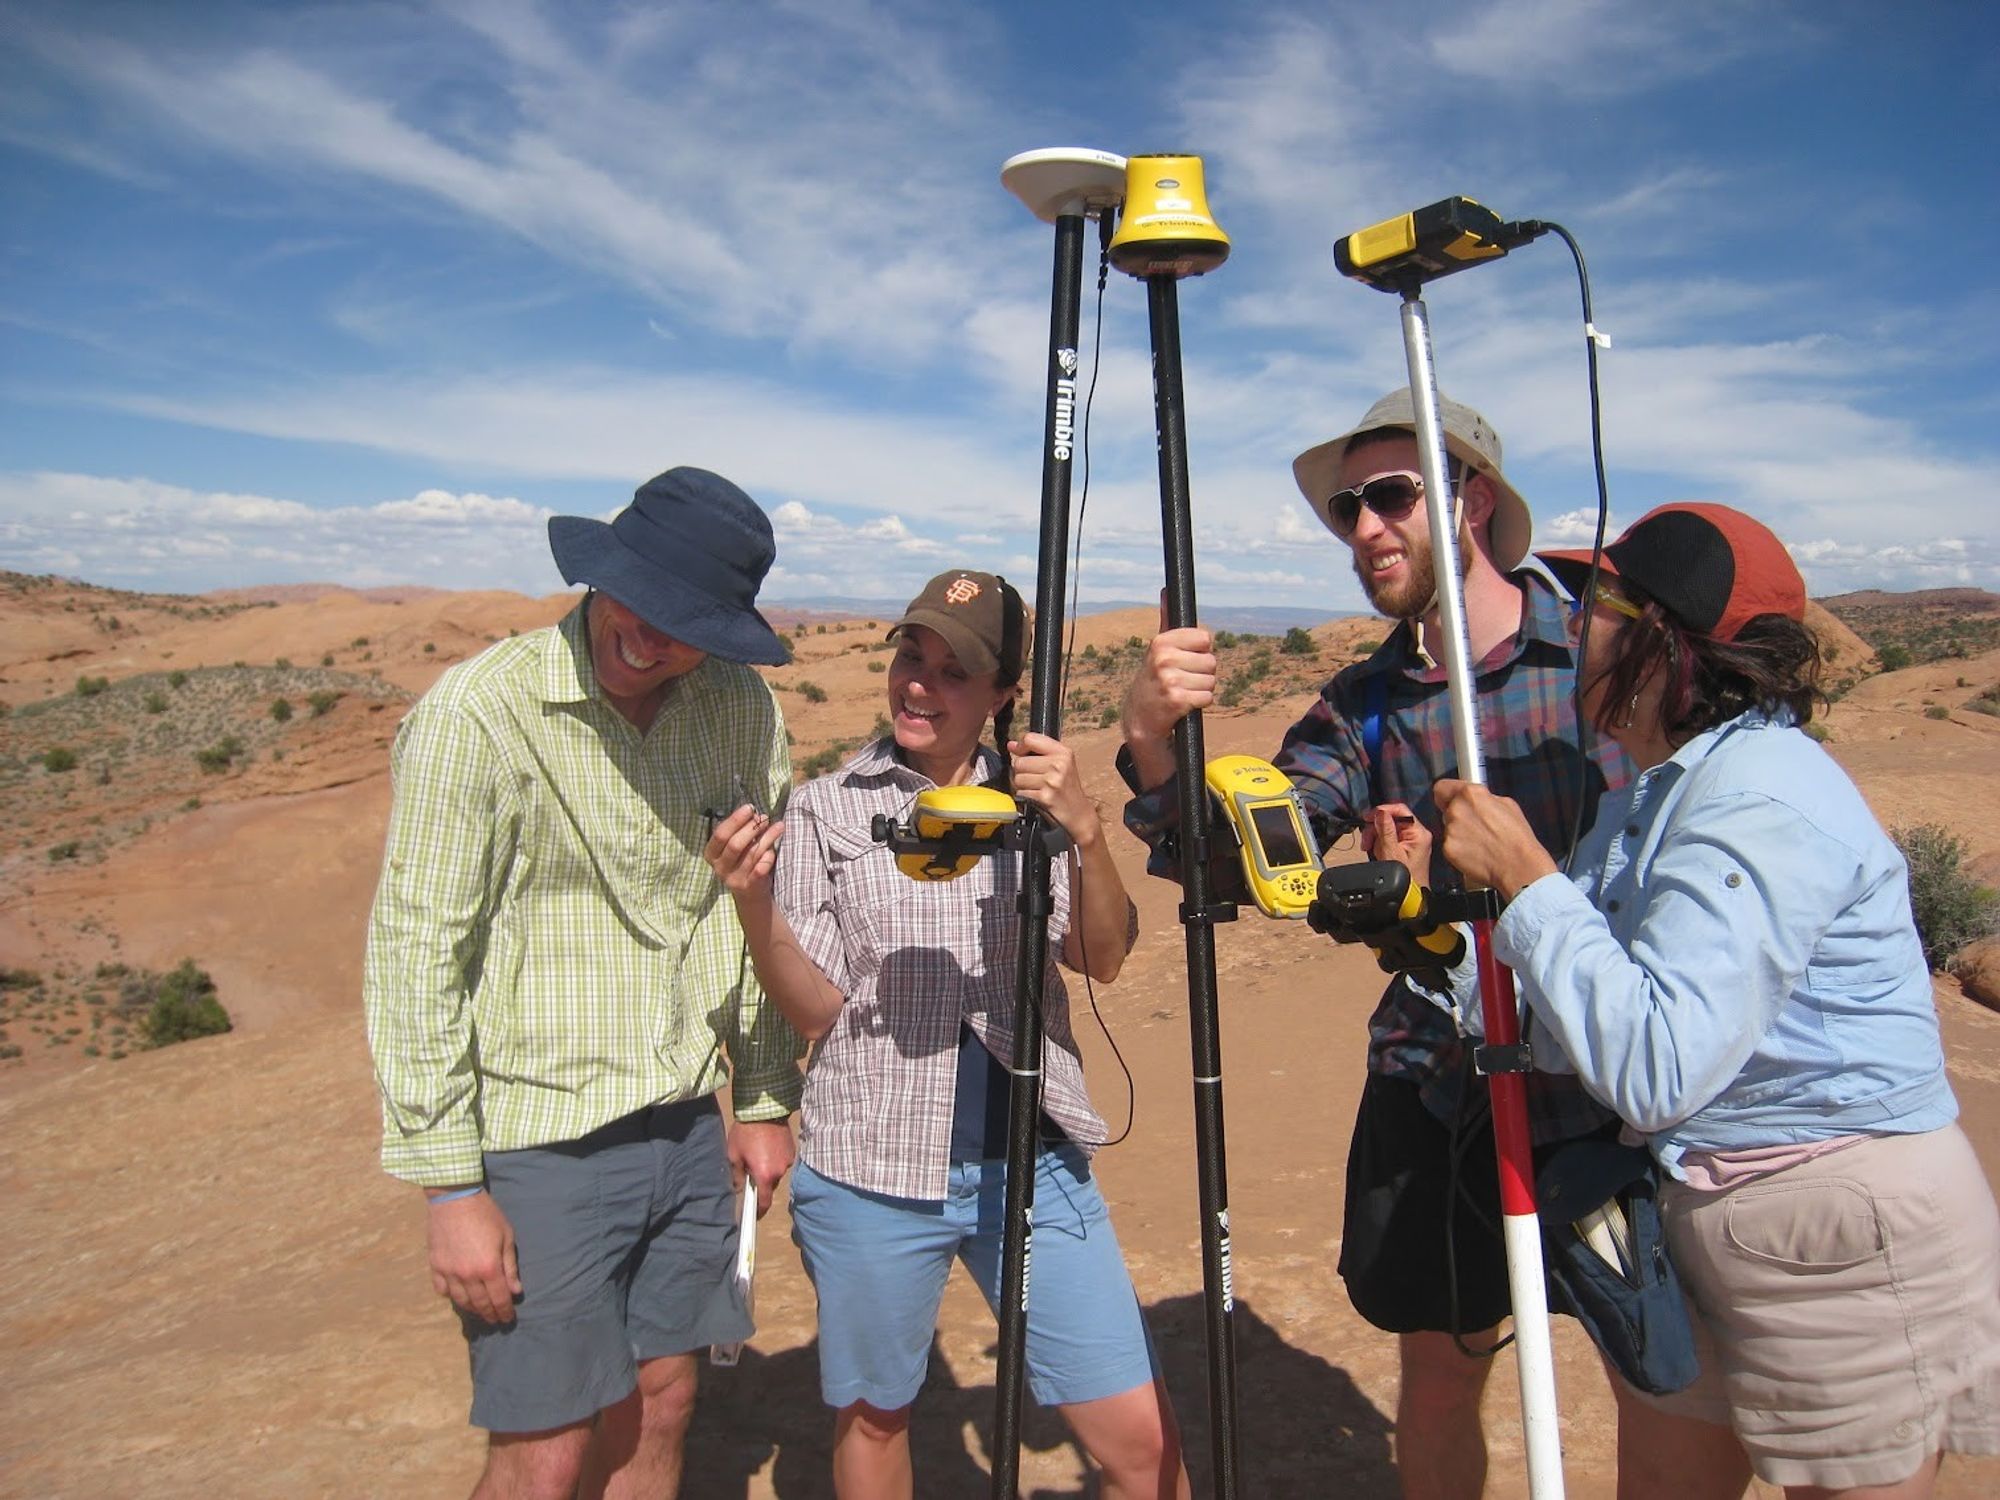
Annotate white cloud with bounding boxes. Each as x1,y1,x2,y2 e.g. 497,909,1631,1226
0,472,561,595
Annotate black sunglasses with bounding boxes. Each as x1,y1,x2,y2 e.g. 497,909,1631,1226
1322,470,1427,537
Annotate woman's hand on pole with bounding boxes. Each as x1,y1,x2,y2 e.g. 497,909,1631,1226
1434,779,1558,901
1009,731,1098,847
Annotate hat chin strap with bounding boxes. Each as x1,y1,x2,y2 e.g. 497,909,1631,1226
1410,501,1476,623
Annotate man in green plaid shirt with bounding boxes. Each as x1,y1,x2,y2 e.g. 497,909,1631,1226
364,467,804,1498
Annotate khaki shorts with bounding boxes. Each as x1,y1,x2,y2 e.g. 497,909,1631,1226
1640,1125,2000,1490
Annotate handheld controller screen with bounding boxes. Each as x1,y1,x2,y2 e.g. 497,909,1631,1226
1204,754,1323,919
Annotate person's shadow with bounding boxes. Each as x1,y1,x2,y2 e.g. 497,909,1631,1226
681,1295,1396,1497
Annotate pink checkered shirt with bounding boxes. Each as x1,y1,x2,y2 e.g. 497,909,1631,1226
775,736,1131,1200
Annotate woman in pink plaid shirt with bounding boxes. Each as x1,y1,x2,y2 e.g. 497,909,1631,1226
706,568,1187,1499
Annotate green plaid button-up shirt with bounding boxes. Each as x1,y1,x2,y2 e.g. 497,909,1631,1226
363,606,804,1185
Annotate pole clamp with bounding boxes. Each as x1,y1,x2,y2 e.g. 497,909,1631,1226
1179,900,1240,928
1474,1042,1534,1075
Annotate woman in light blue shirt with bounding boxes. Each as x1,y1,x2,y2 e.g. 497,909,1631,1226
1429,504,1999,1499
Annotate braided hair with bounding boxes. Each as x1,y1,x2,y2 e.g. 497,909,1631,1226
986,576,1029,793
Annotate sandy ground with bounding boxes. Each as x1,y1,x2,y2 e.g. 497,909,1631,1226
3,580,1998,1498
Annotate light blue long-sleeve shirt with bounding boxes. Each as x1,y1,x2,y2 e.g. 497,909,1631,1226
1449,708,1955,1181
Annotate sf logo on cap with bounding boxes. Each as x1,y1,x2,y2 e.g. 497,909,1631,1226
944,577,982,605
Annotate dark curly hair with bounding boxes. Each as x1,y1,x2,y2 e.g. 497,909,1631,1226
1590,590,1824,745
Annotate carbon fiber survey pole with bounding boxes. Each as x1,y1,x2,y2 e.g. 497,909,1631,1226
990,148,1127,1500
1398,293,1566,1500
1109,152,1241,1498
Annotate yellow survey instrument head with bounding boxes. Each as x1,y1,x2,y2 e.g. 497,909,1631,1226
1108,153,1229,279
897,784,1018,882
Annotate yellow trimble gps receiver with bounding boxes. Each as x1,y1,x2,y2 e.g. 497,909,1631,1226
1204,755,1322,919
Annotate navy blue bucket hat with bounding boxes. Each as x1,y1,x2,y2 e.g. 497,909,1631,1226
548,467,790,666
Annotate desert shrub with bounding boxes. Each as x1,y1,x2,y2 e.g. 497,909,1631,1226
275,657,292,669
1924,705,1951,721
1356,638,1384,653
1803,722,1832,743
798,744,849,777
867,660,885,673
142,690,168,714
47,841,81,861
168,670,188,688
42,747,78,773
139,960,232,1048
1212,630,1238,649
815,624,827,635
1877,643,1912,672
270,698,293,723
307,689,342,717
75,674,109,696
795,681,829,704
351,636,369,648
1893,823,2000,972
1967,687,2000,718
194,735,244,774
0,969,42,991
424,642,436,654
1281,626,1316,656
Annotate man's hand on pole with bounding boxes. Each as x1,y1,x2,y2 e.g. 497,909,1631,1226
1121,624,1217,789
427,1190,522,1324
728,1117,795,1218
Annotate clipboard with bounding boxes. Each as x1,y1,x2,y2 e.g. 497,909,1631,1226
709,1186,758,1366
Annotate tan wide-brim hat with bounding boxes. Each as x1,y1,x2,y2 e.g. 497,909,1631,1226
1291,388,1533,571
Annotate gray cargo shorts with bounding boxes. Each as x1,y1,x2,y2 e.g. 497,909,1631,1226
461,1096,750,1433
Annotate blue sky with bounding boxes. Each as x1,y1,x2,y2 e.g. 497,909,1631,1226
3,0,1996,611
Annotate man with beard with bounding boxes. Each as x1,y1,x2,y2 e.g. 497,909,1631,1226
1116,390,1652,1498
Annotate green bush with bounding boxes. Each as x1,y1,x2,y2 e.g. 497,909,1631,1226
1280,626,1316,656
321,653,334,667
1212,630,1238,649
867,660,886,673
1967,688,2000,718
42,747,78,773
270,698,294,723
194,735,244,774
46,841,80,862
140,960,232,1048
1893,823,2000,972
168,670,188,688
1878,643,1912,672
143,690,168,714
75,674,109,696
1924,705,1951,721
424,642,436,654
307,689,342,717
795,680,829,704
275,657,292,669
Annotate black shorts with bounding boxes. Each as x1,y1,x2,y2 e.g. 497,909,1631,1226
1337,1069,1512,1336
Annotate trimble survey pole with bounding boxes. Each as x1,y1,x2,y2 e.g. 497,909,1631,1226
1109,153,1243,1499
1334,197,1565,1500
988,147,1129,1500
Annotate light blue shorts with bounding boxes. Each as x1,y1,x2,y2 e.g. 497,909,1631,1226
789,1146,1160,1412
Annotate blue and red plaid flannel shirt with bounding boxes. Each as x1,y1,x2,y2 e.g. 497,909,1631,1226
1122,570,1632,1144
